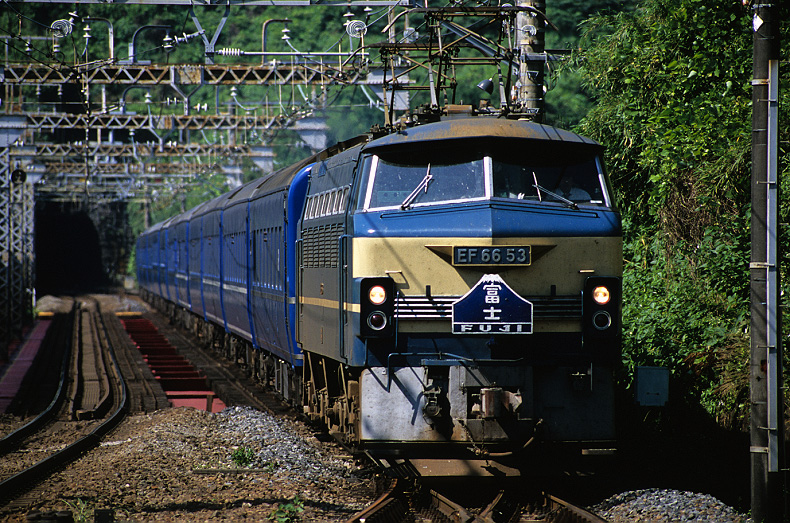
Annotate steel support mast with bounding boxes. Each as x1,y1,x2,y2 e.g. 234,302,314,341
750,1,784,521
515,0,544,120
0,127,35,361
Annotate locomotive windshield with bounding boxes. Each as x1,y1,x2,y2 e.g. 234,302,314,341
492,156,605,205
360,147,610,211
363,151,487,209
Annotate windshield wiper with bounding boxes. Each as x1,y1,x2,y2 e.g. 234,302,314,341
531,182,579,210
532,171,542,202
401,164,433,210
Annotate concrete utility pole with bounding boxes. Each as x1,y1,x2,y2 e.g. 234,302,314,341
749,1,784,521
515,0,545,120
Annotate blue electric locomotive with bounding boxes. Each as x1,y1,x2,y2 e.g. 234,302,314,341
137,114,622,475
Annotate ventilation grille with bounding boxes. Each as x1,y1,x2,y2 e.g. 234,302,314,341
302,223,342,268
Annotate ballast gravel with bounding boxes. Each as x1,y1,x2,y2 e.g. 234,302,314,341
589,488,750,522
1,406,375,522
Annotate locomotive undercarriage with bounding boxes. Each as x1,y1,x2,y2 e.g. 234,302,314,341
303,353,362,448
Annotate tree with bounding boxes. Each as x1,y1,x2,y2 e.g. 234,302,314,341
573,0,790,427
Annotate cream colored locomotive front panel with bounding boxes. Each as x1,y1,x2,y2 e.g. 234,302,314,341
352,236,622,333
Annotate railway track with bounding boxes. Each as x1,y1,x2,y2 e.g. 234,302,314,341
0,298,130,508
346,479,608,523
141,312,292,416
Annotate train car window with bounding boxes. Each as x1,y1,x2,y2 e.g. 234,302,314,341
318,193,327,216
363,152,487,210
311,195,319,218
338,187,349,213
306,196,316,219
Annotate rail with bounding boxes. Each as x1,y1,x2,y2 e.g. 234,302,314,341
0,310,74,455
345,479,609,523
0,300,129,506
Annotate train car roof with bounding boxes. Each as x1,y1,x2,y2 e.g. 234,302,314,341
193,178,257,215
141,214,176,236
141,221,164,236
362,118,600,151
169,198,207,227
249,154,315,200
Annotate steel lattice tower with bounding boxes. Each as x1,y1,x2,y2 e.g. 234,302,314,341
0,146,35,361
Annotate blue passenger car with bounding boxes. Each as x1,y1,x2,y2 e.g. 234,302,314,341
248,163,311,364
187,201,211,320
163,216,179,306
196,194,226,330
221,180,261,342
170,208,194,310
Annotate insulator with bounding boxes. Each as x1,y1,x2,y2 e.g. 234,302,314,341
403,27,418,43
346,20,367,38
174,30,203,46
217,48,243,56
50,19,73,38
162,34,174,53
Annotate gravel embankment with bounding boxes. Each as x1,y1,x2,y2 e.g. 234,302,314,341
589,489,750,522
1,406,374,522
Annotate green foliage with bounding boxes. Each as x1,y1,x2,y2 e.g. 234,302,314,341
230,446,256,468
573,0,790,428
268,495,305,523
576,0,752,222
544,0,636,128
61,498,92,523
262,461,279,474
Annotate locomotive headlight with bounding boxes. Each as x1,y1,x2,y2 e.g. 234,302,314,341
369,285,387,305
592,286,611,305
583,277,621,342
367,311,387,330
358,277,395,339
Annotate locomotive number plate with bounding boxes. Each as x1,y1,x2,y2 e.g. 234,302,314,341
453,246,531,266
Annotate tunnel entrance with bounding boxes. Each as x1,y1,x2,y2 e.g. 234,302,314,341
35,201,132,296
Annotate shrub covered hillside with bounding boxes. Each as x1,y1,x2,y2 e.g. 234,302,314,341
573,0,790,431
